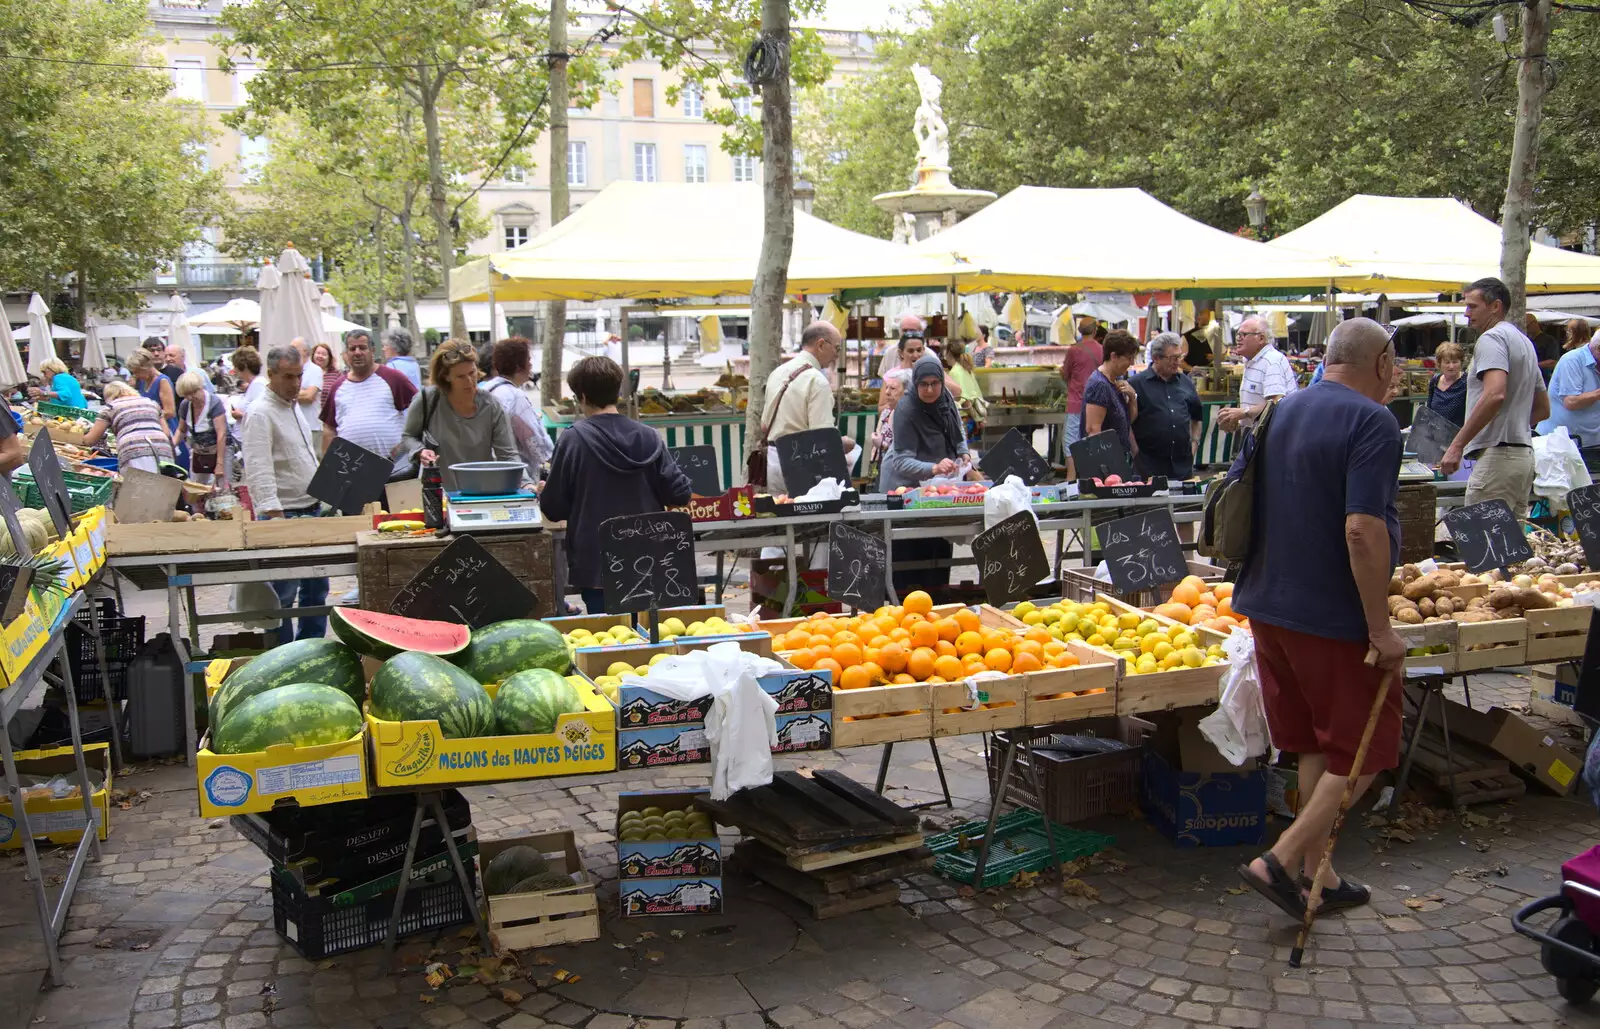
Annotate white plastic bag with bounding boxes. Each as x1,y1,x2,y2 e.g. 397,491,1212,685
983,474,1034,531
1197,630,1269,766
618,642,780,799
1533,426,1593,506
231,581,281,631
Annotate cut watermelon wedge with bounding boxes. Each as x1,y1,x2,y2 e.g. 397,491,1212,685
330,608,471,660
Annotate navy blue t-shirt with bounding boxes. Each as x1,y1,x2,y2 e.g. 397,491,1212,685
1232,381,1402,642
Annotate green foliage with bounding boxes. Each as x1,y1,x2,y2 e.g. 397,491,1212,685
0,0,223,315
804,0,1600,240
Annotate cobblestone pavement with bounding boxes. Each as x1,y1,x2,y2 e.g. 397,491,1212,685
7,576,1600,1029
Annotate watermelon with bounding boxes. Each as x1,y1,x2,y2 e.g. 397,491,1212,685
210,639,363,731
454,620,571,683
370,651,495,739
484,846,549,895
330,608,471,660
212,683,362,755
495,668,584,735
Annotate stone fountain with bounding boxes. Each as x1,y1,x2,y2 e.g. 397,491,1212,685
873,65,996,242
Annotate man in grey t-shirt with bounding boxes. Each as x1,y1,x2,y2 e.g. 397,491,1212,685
1440,277,1550,516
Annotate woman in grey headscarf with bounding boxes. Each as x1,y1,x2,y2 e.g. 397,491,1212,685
881,354,971,594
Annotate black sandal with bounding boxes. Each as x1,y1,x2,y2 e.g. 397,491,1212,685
1236,852,1307,919
1299,875,1371,912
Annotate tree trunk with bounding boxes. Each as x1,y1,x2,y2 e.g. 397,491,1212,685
541,0,570,406
742,0,795,472
399,207,420,336
374,209,388,332
419,79,465,340
1500,0,1554,322
76,264,88,337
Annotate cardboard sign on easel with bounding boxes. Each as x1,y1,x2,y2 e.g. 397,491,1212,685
113,467,185,525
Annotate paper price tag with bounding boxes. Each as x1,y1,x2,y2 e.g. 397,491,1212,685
678,883,715,906
679,728,709,750
787,720,822,745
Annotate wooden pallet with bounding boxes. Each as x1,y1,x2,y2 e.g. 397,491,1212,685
695,770,917,845
736,840,930,918
1404,724,1526,805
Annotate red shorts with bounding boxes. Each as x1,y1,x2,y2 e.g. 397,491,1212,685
1251,621,1402,776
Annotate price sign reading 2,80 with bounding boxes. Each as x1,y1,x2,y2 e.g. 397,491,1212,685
599,511,698,614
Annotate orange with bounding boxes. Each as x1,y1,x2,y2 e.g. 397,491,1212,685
903,590,934,616
1199,592,1217,608
833,642,863,667
789,648,816,670
1190,605,1217,623
872,616,899,638
1042,640,1068,658
1217,597,1234,619
773,632,795,651
1023,627,1052,646
1012,651,1043,674
807,633,833,649
812,617,840,636
910,621,940,648
981,628,1010,651
933,654,964,680
833,630,861,647
900,612,927,628
954,608,980,633
955,631,984,657
1170,582,1202,608
983,648,1013,672
860,660,886,684
878,641,908,674
1154,602,1193,625
962,653,987,674
889,627,912,643
1014,639,1044,660
840,665,872,690
934,617,961,643
934,639,958,658
907,647,936,681
813,657,843,681
809,643,832,661
1213,582,1234,600
892,673,917,684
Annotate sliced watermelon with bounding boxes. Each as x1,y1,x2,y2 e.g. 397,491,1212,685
331,608,471,660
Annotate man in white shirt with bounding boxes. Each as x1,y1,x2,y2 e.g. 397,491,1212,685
1217,316,1297,431
760,322,856,493
320,330,418,475
290,336,325,447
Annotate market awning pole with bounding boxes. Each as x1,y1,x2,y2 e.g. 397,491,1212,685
486,276,496,345
620,309,633,417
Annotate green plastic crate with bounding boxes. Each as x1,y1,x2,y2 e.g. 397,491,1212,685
36,400,92,421
13,469,114,515
925,810,1113,888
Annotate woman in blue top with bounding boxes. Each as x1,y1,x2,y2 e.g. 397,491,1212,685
31,358,86,408
127,348,183,468
1079,329,1140,463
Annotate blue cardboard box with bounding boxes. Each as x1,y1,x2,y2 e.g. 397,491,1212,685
616,789,721,880
1140,748,1266,848
617,724,711,769
619,876,723,917
772,710,832,753
613,651,832,729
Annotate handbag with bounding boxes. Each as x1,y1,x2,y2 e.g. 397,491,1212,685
403,387,439,479
746,365,809,488
1200,398,1280,562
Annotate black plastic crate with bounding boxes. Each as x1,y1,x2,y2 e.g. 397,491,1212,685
231,791,471,867
66,597,144,704
271,862,478,960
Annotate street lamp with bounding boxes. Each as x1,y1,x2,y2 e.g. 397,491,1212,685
1245,187,1268,230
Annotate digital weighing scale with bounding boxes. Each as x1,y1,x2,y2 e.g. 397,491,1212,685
445,491,544,532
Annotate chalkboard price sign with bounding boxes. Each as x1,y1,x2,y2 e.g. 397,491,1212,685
972,511,1051,606
826,522,888,609
774,428,848,496
599,511,697,614
1100,509,1188,593
389,534,537,628
28,430,73,535
1443,499,1533,573
1572,484,1600,572
979,428,1053,486
307,437,392,515
1069,430,1134,483
1407,404,1460,467
668,445,721,497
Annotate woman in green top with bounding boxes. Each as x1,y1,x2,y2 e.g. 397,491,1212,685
941,338,985,444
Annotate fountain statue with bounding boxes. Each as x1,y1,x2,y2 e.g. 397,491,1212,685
911,65,950,174
874,66,995,242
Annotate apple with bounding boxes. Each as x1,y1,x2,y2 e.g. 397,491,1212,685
1092,477,1104,487
1104,474,1122,486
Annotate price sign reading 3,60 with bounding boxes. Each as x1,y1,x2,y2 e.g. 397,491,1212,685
1100,509,1187,594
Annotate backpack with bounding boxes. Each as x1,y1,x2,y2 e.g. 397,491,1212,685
1199,399,1281,563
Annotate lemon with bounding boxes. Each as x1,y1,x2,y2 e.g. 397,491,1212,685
1091,602,1111,615
1139,635,1159,655
1013,601,1036,619
571,628,594,638
1181,647,1205,668
1173,631,1197,650
1116,612,1141,630
1136,654,1158,673
1076,618,1099,637
1048,625,1065,640
1202,657,1221,666
1137,619,1160,636
1085,633,1107,648
1153,641,1175,661
649,652,672,666
1066,632,1084,642
1040,609,1061,625
1206,644,1225,658
1112,636,1139,651
662,617,687,636
606,661,635,677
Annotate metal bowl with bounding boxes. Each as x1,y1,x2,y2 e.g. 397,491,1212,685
448,461,525,496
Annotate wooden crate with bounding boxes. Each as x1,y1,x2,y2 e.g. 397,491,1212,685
1526,605,1592,662
1394,619,1458,673
832,682,932,748
242,506,378,549
356,528,556,617
1456,617,1527,671
1022,642,1118,724
104,511,244,554
930,676,1028,737
481,830,599,952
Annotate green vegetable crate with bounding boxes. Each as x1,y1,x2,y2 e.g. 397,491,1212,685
14,469,113,515
925,810,1113,889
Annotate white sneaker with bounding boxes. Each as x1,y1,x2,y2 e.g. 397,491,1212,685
337,588,360,605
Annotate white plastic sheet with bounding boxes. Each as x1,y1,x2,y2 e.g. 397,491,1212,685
1533,426,1593,506
983,474,1034,531
1197,630,1270,765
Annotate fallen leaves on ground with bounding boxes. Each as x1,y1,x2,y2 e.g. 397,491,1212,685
496,988,522,1005
1060,878,1099,902
1403,894,1444,910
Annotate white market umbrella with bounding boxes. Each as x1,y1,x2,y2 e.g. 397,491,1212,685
186,296,261,330
318,290,344,352
13,323,86,341
81,323,107,372
258,245,323,353
26,293,54,376
0,309,27,387
167,292,199,370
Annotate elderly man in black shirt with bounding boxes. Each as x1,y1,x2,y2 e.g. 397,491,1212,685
1131,332,1202,479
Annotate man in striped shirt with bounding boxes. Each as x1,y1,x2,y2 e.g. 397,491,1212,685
319,329,418,476
1216,315,1298,432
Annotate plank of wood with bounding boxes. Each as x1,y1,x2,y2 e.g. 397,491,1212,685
737,840,932,894
695,794,803,847
744,787,859,842
809,881,901,919
771,771,889,834
811,769,920,827
784,833,927,872
741,852,903,918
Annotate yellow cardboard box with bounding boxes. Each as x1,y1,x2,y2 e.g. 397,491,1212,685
69,525,98,577
41,539,85,590
0,593,51,685
32,584,63,632
367,683,615,788
195,729,370,818
0,742,111,849
80,507,108,560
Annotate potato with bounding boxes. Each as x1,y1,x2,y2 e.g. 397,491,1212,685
1437,570,1463,587
1419,597,1436,617
1434,596,1455,616
1389,576,1405,596
1495,606,1525,620
1490,588,1522,609
1518,588,1555,610
1395,608,1423,624
1401,563,1420,581
1403,574,1443,601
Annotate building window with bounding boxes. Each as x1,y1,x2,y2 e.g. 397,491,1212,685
182,141,210,172
732,94,752,118
238,134,269,183
567,141,587,186
233,61,258,105
633,78,654,118
732,154,757,183
503,164,528,184
634,143,657,183
682,81,703,118
503,223,530,250
683,144,707,184
171,58,205,102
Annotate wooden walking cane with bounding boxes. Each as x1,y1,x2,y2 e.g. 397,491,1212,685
1288,649,1400,969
